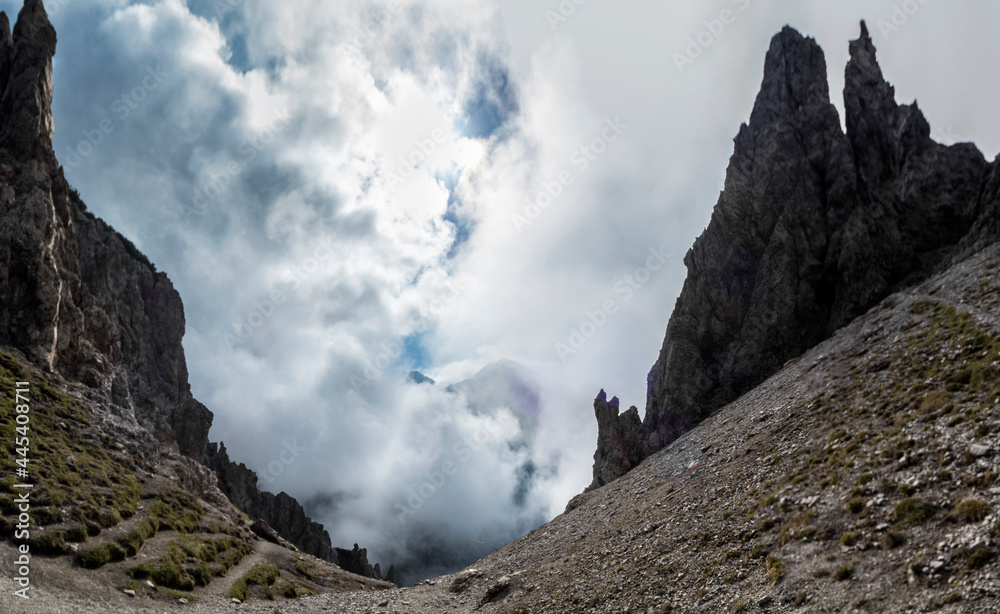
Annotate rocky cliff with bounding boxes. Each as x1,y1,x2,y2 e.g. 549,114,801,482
0,0,212,460
334,543,395,585
205,442,392,581
0,0,385,582
591,22,1000,489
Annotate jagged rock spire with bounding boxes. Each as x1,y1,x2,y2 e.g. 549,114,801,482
749,26,832,128
0,0,57,160
845,19,931,189
590,23,993,490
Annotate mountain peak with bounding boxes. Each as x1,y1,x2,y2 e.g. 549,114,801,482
0,0,56,160
846,15,935,189
594,23,997,490
849,18,878,64
748,25,830,128
408,370,436,385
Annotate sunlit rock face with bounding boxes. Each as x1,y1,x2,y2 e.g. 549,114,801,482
0,0,212,459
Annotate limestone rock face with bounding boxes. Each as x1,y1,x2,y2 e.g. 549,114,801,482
0,2,212,459
591,23,998,488
73,211,213,458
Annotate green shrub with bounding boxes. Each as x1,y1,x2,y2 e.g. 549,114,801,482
847,498,866,514
165,589,197,603
955,498,989,523
130,555,193,592
98,509,122,529
117,517,160,556
227,562,280,601
65,525,89,543
895,498,932,527
766,556,785,585
27,530,67,555
79,543,126,569
968,547,994,569
150,490,204,533
129,535,251,591
834,561,855,581
33,506,61,525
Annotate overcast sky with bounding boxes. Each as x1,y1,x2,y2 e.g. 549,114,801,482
7,0,998,577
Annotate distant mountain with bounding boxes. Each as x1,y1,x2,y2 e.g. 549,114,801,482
407,371,436,385
447,359,541,431
376,359,550,587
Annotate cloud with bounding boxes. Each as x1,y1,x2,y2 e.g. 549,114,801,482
9,0,999,583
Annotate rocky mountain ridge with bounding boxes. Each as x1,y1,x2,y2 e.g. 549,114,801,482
591,21,1000,489
0,0,386,583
